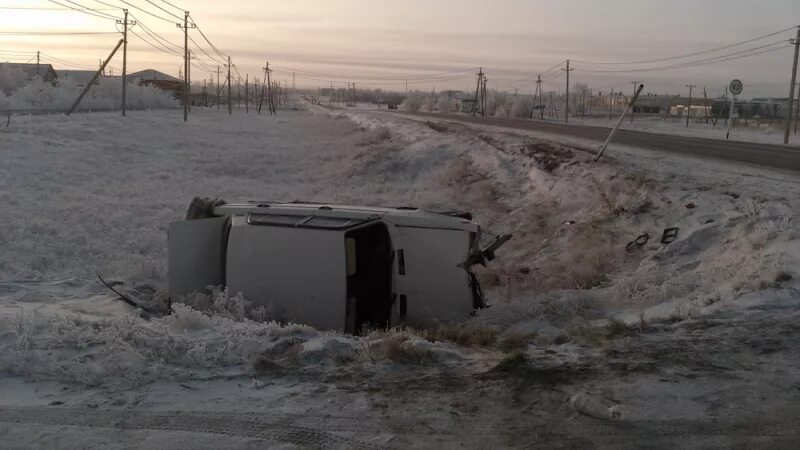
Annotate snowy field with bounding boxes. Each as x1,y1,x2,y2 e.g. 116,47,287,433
1,104,800,448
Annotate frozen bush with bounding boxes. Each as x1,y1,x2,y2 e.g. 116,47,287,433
511,96,534,118
437,95,452,113
400,92,423,112
0,66,29,95
0,74,178,111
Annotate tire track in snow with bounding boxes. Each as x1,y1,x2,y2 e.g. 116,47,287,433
0,407,395,449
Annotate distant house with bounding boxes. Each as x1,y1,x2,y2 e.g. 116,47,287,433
129,69,182,96
0,62,57,83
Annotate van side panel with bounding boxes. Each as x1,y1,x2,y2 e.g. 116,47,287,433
390,227,473,327
226,216,347,331
168,217,229,300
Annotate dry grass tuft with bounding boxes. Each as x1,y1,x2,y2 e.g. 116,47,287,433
382,334,436,364
498,332,536,352
424,324,498,347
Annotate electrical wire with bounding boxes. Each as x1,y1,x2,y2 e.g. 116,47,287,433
571,25,796,66
158,0,184,11
47,0,119,20
0,31,119,35
0,6,117,10
576,40,791,73
129,13,182,53
143,0,182,21
190,17,228,59
270,65,476,82
129,28,181,56
115,0,176,24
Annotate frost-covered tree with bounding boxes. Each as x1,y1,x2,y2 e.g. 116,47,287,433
511,96,534,118
400,92,423,112
437,95,452,113
0,66,29,95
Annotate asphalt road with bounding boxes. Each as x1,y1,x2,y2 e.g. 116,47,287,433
396,111,800,172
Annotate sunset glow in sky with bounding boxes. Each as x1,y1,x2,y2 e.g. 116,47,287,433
1,0,798,96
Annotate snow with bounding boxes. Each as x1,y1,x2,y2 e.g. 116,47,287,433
1,102,800,448
0,65,178,112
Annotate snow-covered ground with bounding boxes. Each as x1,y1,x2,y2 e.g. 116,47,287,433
1,104,799,448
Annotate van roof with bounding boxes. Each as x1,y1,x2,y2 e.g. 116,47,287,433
214,202,479,232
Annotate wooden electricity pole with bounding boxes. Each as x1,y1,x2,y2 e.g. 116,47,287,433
117,10,135,116
67,40,124,115
266,61,276,115
178,11,195,122
562,60,573,123
227,57,232,115
685,84,696,127
787,27,800,144
629,81,641,124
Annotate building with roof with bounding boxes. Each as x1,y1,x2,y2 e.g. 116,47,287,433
0,62,57,83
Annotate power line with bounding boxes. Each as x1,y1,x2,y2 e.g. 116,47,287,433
143,0,182,21
190,17,228,59
572,25,796,66
0,31,119,35
0,6,117,10
577,40,791,73
157,0,184,12
270,65,475,81
129,28,181,56
47,0,119,20
129,13,182,53
114,0,176,24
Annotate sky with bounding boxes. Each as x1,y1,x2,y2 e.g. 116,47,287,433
0,0,798,97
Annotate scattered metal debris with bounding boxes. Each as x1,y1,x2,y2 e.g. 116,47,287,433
626,233,650,252
661,227,680,244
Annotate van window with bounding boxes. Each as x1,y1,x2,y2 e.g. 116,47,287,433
248,214,366,230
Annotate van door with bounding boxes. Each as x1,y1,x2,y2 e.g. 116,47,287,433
344,223,393,335
390,227,474,328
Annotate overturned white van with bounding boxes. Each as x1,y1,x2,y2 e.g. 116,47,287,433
168,199,510,334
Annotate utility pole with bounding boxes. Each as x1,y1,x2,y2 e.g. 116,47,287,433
562,60,574,123
630,81,641,124
177,11,195,122
795,81,799,133
227,57,232,115
187,51,192,112
685,84,696,127
786,27,800,145
245,74,249,113
258,62,267,114
266,61,276,115
216,66,221,109
117,10,135,116
36,51,40,76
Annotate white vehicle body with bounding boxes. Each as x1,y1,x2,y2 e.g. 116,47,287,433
168,201,498,333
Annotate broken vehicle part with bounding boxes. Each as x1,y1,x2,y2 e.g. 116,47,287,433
661,227,680,244
625,233,650,252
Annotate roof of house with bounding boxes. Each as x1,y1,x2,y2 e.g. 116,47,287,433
0,62,56,80
128,69,180,82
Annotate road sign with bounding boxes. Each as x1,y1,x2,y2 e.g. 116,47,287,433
729,79,743,96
